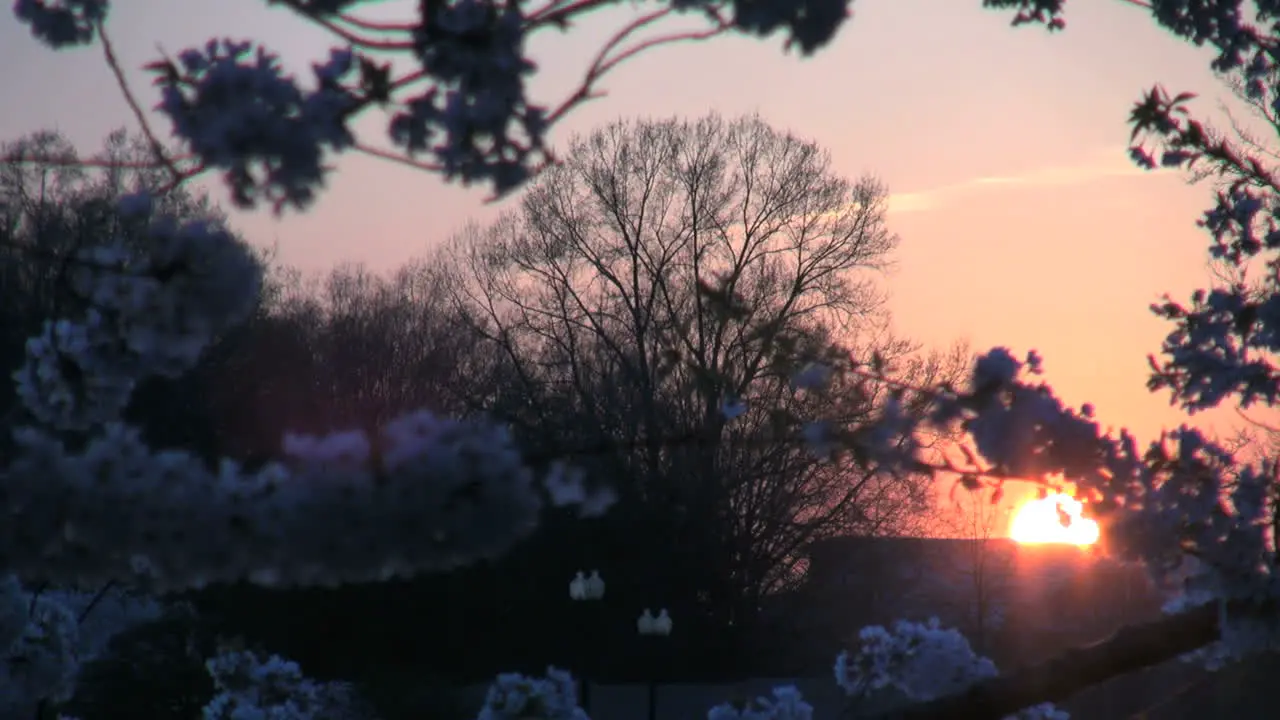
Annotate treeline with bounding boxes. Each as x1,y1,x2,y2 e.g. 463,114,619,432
0,119,965,687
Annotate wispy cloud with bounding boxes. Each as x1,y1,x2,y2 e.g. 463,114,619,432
887,147,1167,214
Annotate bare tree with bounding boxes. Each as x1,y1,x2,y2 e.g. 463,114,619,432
440,113,959,626
209,260,489,453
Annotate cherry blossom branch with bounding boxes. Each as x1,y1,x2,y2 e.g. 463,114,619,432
526,0,619,28
593,15,731,77
876,599,1274,720
97,22,183,187
353,142,444,172
546,8,731,125
14,6,728,204
334,13,415,34
274,0,415,51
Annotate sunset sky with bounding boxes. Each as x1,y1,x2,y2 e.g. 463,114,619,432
2,0,1267,518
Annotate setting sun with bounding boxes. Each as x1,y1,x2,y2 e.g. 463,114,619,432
1009,494,1100,546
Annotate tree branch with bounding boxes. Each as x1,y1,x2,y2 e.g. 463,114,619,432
97,22,183,188
875,600,1238,720
274,0,415,50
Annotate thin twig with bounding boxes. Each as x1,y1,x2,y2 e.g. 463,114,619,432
276,0,414,51
26,582,47,616
353,142,444,172
391,69,428,91
526,0,618,27
97,22,182,186
545,8,673,125
594,22,729,79
546,9,730,125
152,161,207,197
77,580,117,624
336,12,416,34
1235,406,1280,435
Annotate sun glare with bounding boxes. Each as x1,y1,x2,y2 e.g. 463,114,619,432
1009,494,1099,546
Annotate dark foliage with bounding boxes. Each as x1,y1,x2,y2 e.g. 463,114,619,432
57,609,220,720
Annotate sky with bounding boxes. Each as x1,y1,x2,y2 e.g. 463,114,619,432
2,0,1268,519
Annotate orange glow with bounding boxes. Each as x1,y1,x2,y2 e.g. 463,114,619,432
1009,494,1100,545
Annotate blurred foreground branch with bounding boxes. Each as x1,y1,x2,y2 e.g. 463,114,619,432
876,600,1243,720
